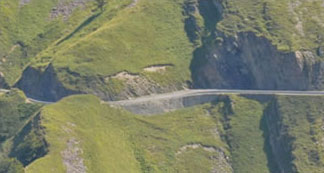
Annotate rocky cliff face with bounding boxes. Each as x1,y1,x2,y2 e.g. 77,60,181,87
263,96,324,173
13,0,324,102
264,98,296,173
0,76,9,89
15,64,78,102
16,65,182,101
187,0,324,91
191,31,324,90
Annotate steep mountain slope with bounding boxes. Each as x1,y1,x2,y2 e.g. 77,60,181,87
1,0,324,172
24,95,232,173
190,0,324,90
16,0,194,101
3,94,320,173
0,0,99,86
0,0,323,101
0,90,42,172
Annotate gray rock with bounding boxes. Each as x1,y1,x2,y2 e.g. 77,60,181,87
192,32,324,90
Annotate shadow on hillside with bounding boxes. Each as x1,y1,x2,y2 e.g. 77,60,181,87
56,12,102,45
260,104,281,173
187,0,223,89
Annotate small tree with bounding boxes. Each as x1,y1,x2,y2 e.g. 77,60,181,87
95,0,107,12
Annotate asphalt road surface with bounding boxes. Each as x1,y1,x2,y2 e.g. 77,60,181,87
2,89,324,105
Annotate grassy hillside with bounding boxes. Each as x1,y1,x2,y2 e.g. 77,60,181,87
217,0,324,51
1,1,324,172
0,90,41,148
0,89,42,173
26,95,231,172
2,0,324,100
0,0,98,85
0,93,320,173
29,0,194,93
272,96,324,172
218,96,273,173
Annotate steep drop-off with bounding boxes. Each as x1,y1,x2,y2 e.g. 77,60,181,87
192,32,324,90
265,96,324,173
15,64,78,102
9,0,324,102
188,0,324,91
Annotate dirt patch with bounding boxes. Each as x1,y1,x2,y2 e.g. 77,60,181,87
176,144,218,155
19,0,31,6
9,44,19,54
61,138,86,173
176,143,232,173
287,1,304,36
128,0,139,8
51,0,90,20
110,71,139,80
143,64,173,73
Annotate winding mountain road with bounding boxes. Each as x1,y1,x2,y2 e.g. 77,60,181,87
109,89,324,105
1,89,324,105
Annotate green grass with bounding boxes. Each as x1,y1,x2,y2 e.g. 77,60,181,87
3,0,324,99
0,89,41,147
23,94,282,173
25,95,140,173
0,0,114,85
0,158,23,173
274,96,324,172
218,96,271,173
6,94,323,173
0,89,42,173
24,0,194,93
217,0,324,51
25,95,232,172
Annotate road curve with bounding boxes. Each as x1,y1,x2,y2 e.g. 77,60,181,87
0,89,54,104
2,89,324,105
109,89,324,105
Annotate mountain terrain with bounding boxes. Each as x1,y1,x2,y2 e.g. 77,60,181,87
1,0,324,172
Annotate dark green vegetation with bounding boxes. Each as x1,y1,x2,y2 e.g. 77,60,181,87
0,158,23,173
0,90,42,172
0,90,41,144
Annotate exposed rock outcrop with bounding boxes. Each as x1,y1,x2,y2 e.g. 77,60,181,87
16,65,182,102
263,96,324,173
0,75,9,89
50,0,91,20
19,0,31,7
185,0,324,91
104,71,182,101
176,144,233,173
191,31,324,90
263,98,296,173
15,64,79,102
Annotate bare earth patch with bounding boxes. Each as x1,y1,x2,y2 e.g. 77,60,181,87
51,0,90,20
176,144,218,155
61,138,86,173
143,64,173,73
19,0,31,6
128,0,139,8
110,71,138,80
176,144,233,173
